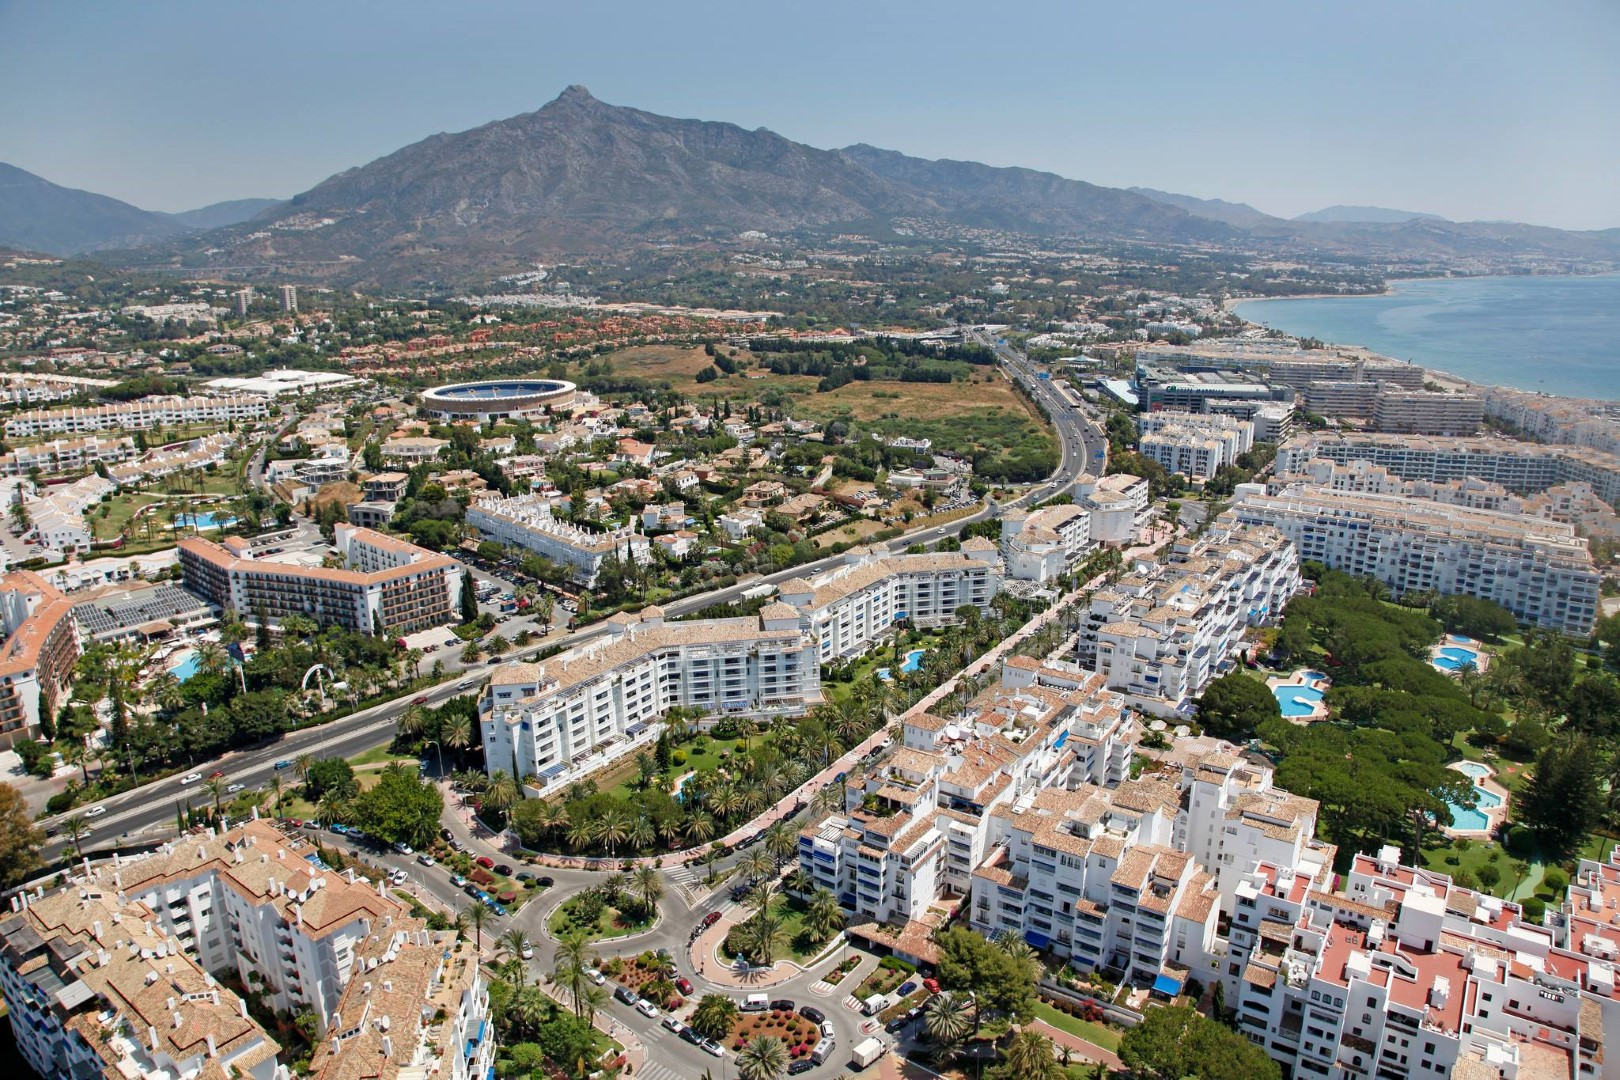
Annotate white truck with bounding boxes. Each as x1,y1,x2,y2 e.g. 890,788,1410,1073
850,1036,886,1070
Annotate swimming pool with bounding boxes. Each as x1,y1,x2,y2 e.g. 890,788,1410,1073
170,650,202,682
1454,761,1492,781
1300,670,1328,683
877,649,927,681
177,511,237,530
1273,684,1325,718
1433,645,1481,672
1445,785,1503,831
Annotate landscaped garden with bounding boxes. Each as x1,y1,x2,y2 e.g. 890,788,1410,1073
853,955,916,1000
728,1008,822,1063
599,951,686,1010
545,870,664,943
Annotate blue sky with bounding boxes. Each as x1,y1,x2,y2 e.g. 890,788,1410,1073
1,0,1616,229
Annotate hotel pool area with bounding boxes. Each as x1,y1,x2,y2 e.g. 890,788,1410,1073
1431,636,1488,674
1267,668,1330,721
877,648,927,681
1444,760,1508,834
178,511,237,530
170,650,202,682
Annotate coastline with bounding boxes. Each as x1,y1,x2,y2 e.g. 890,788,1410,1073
1222,289,1390,313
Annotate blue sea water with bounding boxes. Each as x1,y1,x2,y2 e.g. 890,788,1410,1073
1233,274,1620,400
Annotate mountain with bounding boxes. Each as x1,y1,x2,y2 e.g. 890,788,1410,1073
1294,204,1447,224
140,86,1224,284
1128,187,1279,229
170,197,283,230
121,87,1620,285
0,161,185,254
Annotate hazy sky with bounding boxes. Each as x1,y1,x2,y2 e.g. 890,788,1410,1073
2,0,1617,229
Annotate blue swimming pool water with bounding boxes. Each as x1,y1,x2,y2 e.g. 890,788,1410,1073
171,651,202,681
1274,684,1325,718
1454,761,1491,780
1300,670,1328,683
1433,645,1480,672
1446,784,1503,831
1448,634,1473,644
878,649,927,681
178,511,237,530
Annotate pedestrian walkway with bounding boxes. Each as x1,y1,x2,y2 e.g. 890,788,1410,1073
1030,1018,1123,1071
548,982,648,1076
665,861,708,904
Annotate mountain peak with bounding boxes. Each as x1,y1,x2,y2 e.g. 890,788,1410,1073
552,84,598,106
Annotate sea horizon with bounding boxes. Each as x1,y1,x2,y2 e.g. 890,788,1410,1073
1233,273,1620,401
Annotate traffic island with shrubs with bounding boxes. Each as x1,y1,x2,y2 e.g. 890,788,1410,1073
730,1010,822,1061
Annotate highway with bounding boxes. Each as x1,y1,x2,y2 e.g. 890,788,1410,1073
39,330,1104,864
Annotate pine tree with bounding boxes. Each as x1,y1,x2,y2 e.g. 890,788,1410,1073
459,572,478,624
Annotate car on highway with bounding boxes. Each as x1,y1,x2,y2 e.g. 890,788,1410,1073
179,773,202,785
412,695,429,705
225,783,246,794
634,998,659,1019
85,805,107,818
273,759,293,770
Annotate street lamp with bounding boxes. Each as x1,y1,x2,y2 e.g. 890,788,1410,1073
422,739,446,778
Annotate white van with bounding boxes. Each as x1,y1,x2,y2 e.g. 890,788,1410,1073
861,993,886,1016
741,992,769,1012
812,1036,835,1064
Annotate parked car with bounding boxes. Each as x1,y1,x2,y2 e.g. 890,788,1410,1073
613,986,639,1006
586,968,606,985
661,1016,685,1034
897,981,917,997
885,1016,909,1033
700,1038,725,1058
702,911,722,927
464,883,481,898
417,853,436,866
494,863,513,876
450,873,467,887
787,1062,812,1075
439,828,453,841
389,869,409,885
798,1005,825,1024
515,870,535,882
485,900,506,916
537,876,554,888
475,855,495,869
676,977,694,996
679,1026,701,1045
771,999,795,1013
392,841,413,855
635,999,659,1019
923,977,940,994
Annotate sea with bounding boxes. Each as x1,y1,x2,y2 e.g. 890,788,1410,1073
1232,273,1620,401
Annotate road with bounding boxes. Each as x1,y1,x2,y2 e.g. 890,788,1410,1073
40,331,1103,864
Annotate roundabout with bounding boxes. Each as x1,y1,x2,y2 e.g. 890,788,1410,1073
422,377,577,422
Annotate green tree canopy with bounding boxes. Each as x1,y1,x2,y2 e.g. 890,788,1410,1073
1119,1005,1281,1080
1196,672,1281,740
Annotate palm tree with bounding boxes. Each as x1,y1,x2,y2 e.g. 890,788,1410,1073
593,807,631,857
710,782,743,822
468,902,489,951
397,704,427,740
628,814,655,853
577,982,607,1027
60,740,91,786
737,1035,788,1080
811,785,842,818
295,753,314,784
194,640,227,676
443,714,472,761
552,929,599,1017
1002,1029,1061,1080
203,776,226,819
689,994,739,1043
925,991,974,1062
540,801,571,843
783,867,812,897
631,865,665,917
566,813,596,852
804,887,844,944
483,771,518,821
315,792,347,827
268,774,284,814
685,812,716,846
500,929,533,984
763,820,794,868
61,815,91,860
739,847,774,887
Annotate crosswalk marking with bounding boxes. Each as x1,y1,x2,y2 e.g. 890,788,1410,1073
638,1060,684,1080
666,862,709,903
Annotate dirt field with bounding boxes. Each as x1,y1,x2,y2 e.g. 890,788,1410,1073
813,518,888,548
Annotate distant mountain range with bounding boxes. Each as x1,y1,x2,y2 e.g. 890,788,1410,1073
5,87,1617,283
0,162,279,254
1293,204,1447,224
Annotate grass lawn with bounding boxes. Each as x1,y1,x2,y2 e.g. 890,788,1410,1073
853,960,914,1001
351,743,415,768
1418,836,1520,898
90,494,163,538
597,731,760,800
548,896,656,943
1033,1001,1122,1053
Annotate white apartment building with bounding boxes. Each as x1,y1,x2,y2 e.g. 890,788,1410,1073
95,820,408,1031
1080,523,1301,717
774,543,1003,663
1372,389,1484,436
179,524,463,635
4,395,269,438
1275,431,1620,507
1481,386,1620,454
1140,426,1232,481
481,605,820,790
1137,410,1255,458
1074,473,1150,543
467,493,649,586
1227,486,1600,634
1303,380,1384,420
1001,505,1092,582
0,435,134,478
801,658,1137,936
0,887,285,1080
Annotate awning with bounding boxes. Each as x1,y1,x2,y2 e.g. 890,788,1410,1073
1152,973,1183,996
1024,930,1049,950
